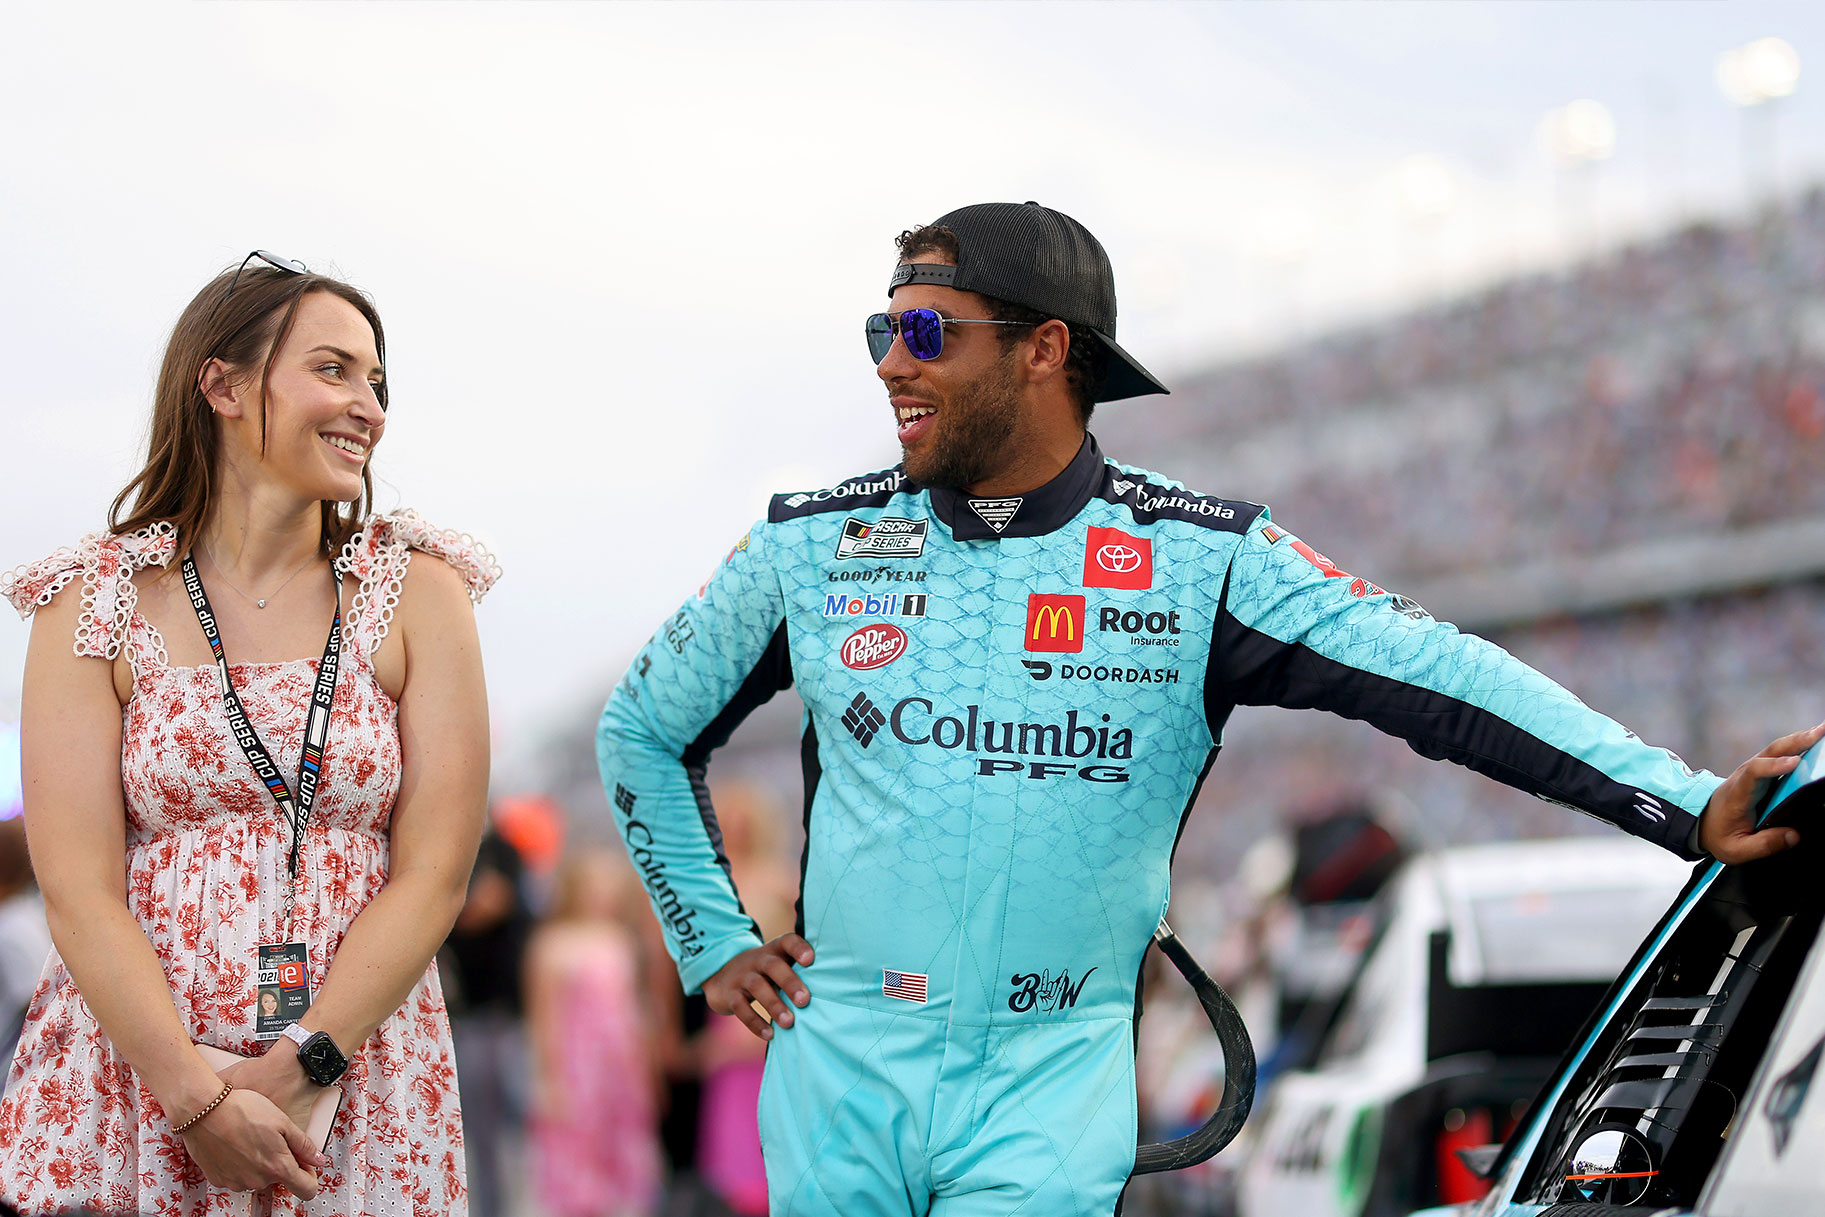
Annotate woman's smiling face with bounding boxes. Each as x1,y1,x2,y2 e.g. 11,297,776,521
224,290,387,506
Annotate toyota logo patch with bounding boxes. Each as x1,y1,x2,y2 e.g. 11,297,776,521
1082,526,1152,589
1097,544,1142,574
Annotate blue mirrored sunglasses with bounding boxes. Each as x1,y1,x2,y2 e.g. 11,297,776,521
865,308,1036,364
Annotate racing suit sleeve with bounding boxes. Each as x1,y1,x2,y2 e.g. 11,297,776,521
596,522,793,993
1208,516,1721,860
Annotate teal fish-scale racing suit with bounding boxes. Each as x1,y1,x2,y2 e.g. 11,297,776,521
596,435,1719,1217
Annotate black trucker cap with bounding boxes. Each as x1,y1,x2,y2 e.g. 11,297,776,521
888,201,1169,402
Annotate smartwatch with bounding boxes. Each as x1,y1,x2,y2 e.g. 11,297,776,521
281,1023,349,1086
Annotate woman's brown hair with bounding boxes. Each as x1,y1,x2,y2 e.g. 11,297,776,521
108,262,388,561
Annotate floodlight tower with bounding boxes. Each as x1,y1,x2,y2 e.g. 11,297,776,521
1395,153,1458,301
1541,99,1617,264
1716,37,1801,207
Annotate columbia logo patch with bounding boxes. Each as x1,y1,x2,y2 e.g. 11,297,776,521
969,497,1021,533
842,693,885,747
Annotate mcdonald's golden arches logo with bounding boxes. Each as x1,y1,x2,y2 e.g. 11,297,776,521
1025,594,1087,654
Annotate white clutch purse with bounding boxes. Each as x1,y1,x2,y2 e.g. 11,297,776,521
194,1042,342,1152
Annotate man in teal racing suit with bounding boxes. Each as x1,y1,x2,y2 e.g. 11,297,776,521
596,202,1818,1217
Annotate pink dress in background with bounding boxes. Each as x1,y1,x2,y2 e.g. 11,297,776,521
0,510,500,1217
530,927,661,1217
697,1013,768,1216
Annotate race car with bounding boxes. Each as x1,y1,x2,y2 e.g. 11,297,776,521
1234,836,1690,1217
1412,741,1825,1217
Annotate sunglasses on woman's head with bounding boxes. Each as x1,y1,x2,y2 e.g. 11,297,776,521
864,308,1037,364
201,250,309,358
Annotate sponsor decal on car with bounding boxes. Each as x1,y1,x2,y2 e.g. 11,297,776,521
836,515,928,559
1083,525,1152,590
841,623,908,670
1026,593,1086,653
1764,1034,1823,1155
827,567,929,583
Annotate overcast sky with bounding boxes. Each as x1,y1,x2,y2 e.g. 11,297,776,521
4,0,1823,786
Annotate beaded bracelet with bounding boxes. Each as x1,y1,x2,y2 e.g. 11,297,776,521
172,1082,233,1135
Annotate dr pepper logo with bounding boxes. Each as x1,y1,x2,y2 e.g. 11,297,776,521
1083,526,1151,590
841,623,908,670
1026,594,1086,653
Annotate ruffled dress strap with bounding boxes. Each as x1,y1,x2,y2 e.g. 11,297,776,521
334,508,501,661
1,523,178,669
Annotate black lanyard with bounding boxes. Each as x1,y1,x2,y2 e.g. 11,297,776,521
180,552,342,914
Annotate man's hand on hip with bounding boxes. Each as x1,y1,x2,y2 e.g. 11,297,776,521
703,933,815,1041
1701,723,1825,863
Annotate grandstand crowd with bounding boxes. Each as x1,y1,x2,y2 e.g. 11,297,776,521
1097,187,1825,882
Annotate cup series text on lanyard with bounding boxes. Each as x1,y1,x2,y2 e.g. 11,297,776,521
180,552,343,935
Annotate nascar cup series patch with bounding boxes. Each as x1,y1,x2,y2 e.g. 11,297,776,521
836,516,928,559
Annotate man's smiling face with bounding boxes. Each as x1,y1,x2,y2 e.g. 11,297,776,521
876,257,1027,491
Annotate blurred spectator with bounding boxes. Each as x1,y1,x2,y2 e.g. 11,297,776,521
441,828,535,1217
0,817,48,1065
691,784,796,1217
526,847,665,1217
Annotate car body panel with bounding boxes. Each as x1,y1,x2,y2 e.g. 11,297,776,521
1421,749,1825,1217
1698,922,1825,1215
1237,837,1689,1217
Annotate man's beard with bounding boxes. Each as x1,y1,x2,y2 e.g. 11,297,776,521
900,353,1021,491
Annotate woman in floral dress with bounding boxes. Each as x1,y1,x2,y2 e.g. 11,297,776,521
0,254,498,1215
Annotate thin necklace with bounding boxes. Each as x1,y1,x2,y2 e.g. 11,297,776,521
201,544,321,610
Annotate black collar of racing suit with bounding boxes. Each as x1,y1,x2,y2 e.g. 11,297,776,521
926,432,1104,541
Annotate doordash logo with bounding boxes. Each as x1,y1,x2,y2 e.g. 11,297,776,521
1025,594,1086,653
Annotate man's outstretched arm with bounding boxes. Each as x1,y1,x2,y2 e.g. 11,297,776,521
596,523,798,1008
1211,515,1818,862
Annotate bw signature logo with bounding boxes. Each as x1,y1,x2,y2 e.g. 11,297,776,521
1008,967,1097,1013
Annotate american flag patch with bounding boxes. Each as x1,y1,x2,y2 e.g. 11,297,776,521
882,969,929,1003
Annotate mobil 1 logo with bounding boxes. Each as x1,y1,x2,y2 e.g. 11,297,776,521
824,591,929,619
